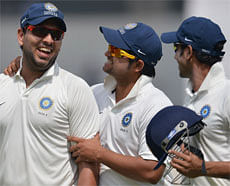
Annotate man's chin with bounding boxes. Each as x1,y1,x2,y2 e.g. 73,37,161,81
35,56,57,70
32,60,54,72
103,62,113,71
103,66,111,74
179,73,187,78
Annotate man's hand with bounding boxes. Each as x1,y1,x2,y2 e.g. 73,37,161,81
4,56,21,76
169,147,203,178
68,133,103,163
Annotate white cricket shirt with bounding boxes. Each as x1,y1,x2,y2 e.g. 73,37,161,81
184,62,230,186
92,75,172,186
0,62,99,186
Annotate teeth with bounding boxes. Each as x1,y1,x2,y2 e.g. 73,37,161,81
39,48,51,53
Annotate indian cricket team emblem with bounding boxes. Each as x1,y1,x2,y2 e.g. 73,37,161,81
39,97,53,110
124,23,137,30
45,3,58,12
122,113,132,127
119,23,137,34
200,105,211,118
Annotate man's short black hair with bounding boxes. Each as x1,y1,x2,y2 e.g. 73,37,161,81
127,50,155,78
194,41,226,66
179,41,226,66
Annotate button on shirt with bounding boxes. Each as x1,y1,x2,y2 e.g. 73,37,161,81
0,62,99,186
92,75,172,186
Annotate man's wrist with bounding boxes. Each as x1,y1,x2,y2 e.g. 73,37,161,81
201,159,207,175
97,145,106,163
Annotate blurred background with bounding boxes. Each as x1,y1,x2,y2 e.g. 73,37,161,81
1,0,229,105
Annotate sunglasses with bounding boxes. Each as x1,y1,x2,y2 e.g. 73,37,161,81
27,25,64,41
173,43,187,53
173,43,180,52
108,45,136,60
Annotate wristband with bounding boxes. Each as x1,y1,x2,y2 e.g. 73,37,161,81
201,159,207,175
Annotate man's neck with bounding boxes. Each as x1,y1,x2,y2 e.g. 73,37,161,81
191,63,211,92
21,62,45,88
115,75,140,103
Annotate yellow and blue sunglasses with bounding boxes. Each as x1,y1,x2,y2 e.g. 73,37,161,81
108,45,136,60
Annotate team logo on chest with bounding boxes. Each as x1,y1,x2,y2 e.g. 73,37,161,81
200,105,211,118
122,113,133,127
39,97,53,110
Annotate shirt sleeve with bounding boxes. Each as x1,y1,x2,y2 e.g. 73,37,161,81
138,97,172,161
67,77,100,139
223,91,230,129
138,106,162,161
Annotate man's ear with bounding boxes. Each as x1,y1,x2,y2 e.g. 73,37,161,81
17,28,24,47
134,59,144,73
185,45,194,60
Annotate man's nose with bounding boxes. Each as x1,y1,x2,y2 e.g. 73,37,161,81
42,33,54,44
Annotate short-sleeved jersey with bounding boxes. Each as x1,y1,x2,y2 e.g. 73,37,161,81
184,63,230,186
92,75,172,186
0,63,99,186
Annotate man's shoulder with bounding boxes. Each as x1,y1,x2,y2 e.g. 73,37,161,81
214,78,230,98
142,82,171,102
0,73,10,79
224,78,230,87
138,84,172,115
222,79,230,102
58,68,90,88
58,68,82,80
0,73,13,86
91,83,107,98
91,83,104,91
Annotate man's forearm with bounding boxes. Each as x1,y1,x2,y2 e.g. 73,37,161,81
77,162,99,186
205,161,230,179
98,147,165,184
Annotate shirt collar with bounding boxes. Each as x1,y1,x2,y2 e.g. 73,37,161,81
15,57,23,78
15,57,59,80
104,74,153,99
186,62,226,96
